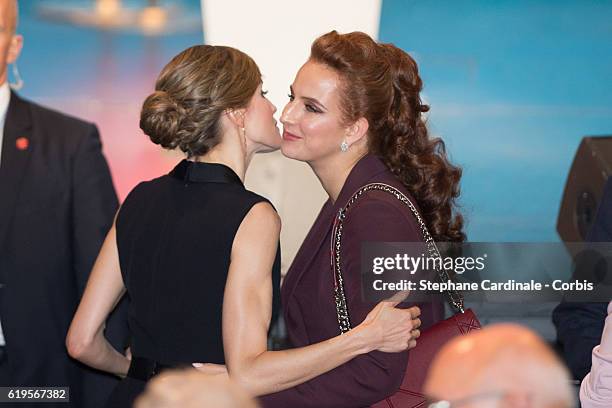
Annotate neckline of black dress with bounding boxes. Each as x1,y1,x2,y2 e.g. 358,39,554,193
169,159,244,187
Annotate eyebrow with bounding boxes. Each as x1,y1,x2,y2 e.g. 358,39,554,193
290,85,327,111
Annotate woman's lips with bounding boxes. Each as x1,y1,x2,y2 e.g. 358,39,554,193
282,130,302,141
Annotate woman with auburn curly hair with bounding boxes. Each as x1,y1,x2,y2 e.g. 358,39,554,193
259,30,464,407
66,44,421,408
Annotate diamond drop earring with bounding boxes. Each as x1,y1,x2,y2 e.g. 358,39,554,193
340,140,349,152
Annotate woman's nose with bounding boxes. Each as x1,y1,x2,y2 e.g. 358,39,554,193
280,102,295,125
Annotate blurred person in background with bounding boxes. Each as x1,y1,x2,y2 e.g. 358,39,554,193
66,44,422,408
0,1,127,407
135,369,259,408
580,301,612,408
553,177,612,382
424,323,575,408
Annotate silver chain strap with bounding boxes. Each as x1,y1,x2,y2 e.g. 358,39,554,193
331,183,465,334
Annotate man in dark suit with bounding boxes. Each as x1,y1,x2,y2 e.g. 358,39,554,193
553,176,612,381
0,1,127,406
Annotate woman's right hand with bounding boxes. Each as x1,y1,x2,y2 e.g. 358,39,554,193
358,294,421,353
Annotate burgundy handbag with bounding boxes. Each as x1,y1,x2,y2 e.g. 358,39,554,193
331,183,481,408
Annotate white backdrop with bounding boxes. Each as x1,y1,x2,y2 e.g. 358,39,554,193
200,0,382,274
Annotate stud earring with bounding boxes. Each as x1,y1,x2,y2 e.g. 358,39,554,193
340,140,349,152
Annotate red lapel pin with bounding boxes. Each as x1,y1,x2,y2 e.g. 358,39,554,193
15,137,29,151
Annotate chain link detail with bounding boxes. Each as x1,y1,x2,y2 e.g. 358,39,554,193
331,183,465,335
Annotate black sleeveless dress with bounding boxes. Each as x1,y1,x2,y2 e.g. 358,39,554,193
105,160,281,408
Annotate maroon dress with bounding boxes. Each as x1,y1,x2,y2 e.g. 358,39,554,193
259,154,443,408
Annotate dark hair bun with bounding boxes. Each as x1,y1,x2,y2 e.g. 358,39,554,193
140,90,185,150
139,45,262,158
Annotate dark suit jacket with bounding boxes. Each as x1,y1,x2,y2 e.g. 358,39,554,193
0,92,128,407
553,176,612,380
259,154,443,408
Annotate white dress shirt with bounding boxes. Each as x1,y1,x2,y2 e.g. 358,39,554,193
0,81,12,346
0,81,12,163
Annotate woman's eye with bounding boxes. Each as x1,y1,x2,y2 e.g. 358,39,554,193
287,93,295,101
261,90,269,97
305,104,320,113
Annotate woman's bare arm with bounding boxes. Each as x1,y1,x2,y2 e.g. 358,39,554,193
222,202,420,396
66,219,130,377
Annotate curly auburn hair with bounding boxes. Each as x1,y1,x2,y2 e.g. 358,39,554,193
310,31,465,242
140,45,261,158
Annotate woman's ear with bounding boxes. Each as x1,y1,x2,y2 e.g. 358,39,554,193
7,34,23,64
345,117,369,147
225,108,246,130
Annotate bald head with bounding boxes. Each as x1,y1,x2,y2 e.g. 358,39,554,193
0,0,21,85
135,369,259,408
425,324,574,408
1,0,18,34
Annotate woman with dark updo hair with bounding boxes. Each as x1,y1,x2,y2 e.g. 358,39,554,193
66,44,421,408
258,31,465,407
